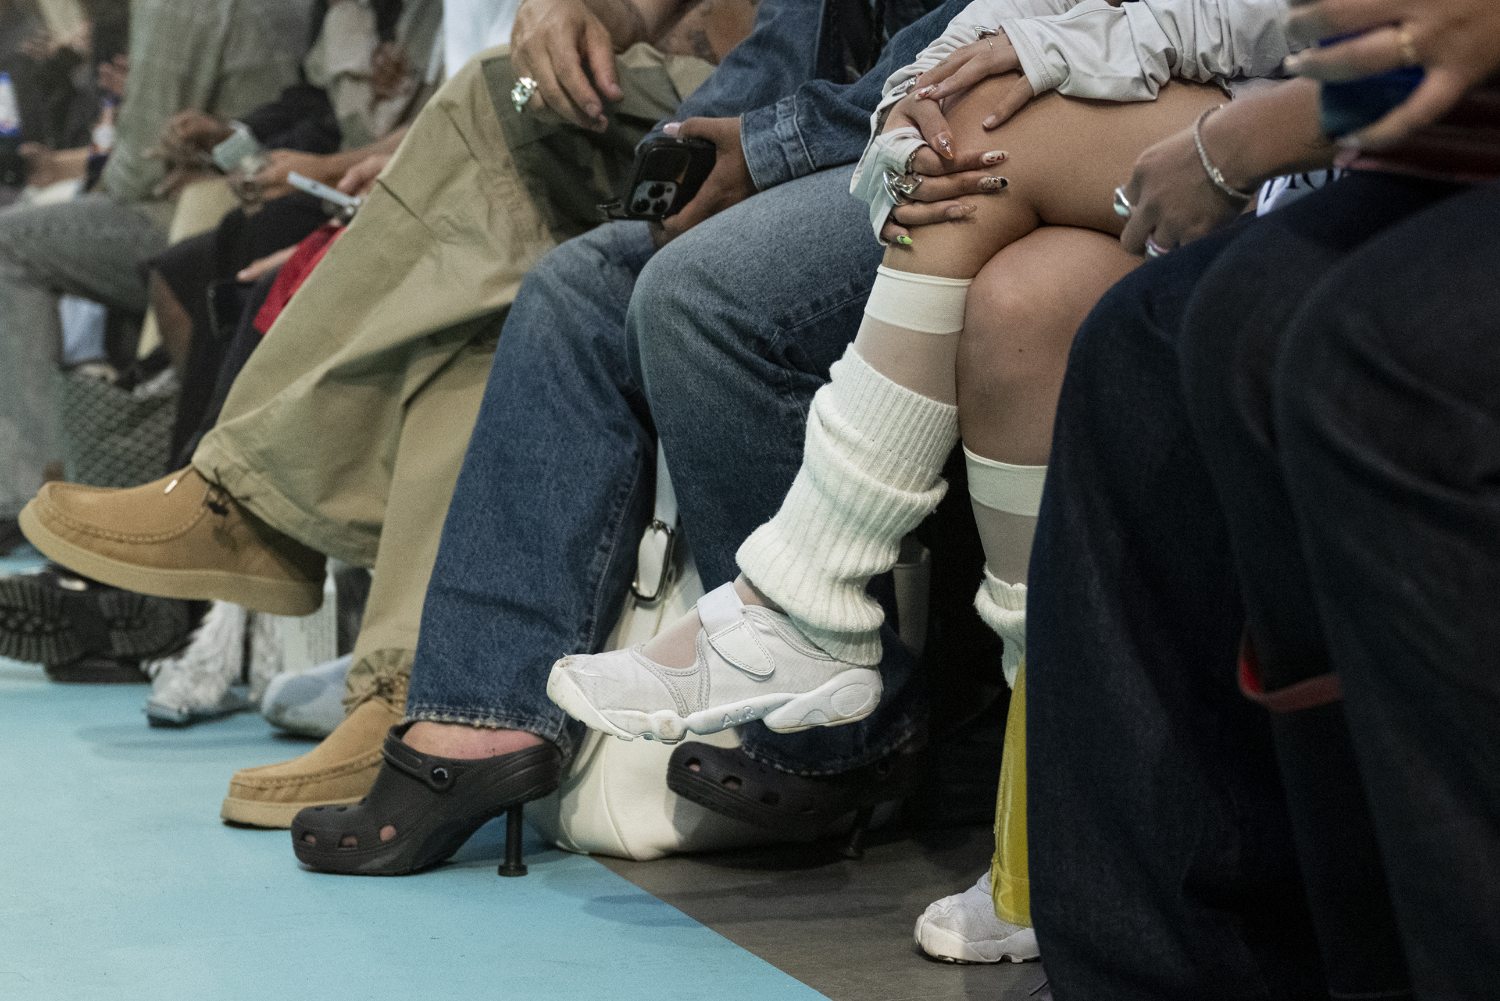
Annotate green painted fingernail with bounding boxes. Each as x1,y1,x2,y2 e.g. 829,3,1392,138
896,235,914,246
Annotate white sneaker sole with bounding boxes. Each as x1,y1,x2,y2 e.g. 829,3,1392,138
546,663,882,743
913,919,1041,965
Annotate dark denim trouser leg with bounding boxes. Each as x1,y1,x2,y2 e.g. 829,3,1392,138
405,222,659,757
1029,224,1326,1001
1270,180,1500,1000
1178,175,1455,1000
631,166,921,775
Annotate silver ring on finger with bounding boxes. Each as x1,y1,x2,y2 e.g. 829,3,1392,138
1145,235,1171,259
510,76,538,115
1112,186,1133,220
884,169,916,205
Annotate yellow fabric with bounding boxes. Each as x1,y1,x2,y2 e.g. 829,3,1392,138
991,662,1031,925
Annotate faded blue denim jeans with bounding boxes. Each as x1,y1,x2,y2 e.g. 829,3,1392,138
406,166,922,775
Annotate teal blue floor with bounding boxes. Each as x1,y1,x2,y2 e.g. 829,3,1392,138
0,553,825,1001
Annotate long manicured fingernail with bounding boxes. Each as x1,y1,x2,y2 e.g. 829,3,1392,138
1281,53,1306,74
983,115,999,129
937,134,953,158
895,235,914,246
980,175,1008,192
916,85,937,98
982,150,1007,165
663,122,681,136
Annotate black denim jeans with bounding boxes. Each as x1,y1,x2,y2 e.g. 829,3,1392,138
1029,222,1328,1001
1180,174,1500,1001
1032,173,1500,1001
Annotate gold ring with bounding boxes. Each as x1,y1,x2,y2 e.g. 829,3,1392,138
1395,25,1420,67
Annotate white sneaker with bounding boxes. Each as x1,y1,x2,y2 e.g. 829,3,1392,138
547,581,882,743
914,872,1041,964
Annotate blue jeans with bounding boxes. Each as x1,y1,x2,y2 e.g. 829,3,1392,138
406,166,921,775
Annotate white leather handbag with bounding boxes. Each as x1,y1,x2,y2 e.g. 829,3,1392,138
529,444,782,860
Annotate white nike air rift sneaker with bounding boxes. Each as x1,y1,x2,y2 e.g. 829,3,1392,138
914,872,1041,965
547,581,882,743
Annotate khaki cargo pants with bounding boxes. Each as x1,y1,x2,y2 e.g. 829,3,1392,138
192,45,710,695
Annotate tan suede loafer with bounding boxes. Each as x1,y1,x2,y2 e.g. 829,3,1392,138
221,696,402,828
19,467,325,616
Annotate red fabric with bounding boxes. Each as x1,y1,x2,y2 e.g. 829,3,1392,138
252,224,346,335
1238,635,1343,713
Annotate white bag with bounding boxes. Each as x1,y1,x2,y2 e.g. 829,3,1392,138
530,445,781,860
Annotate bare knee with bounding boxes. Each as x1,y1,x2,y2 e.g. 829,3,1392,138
957,271,1071,418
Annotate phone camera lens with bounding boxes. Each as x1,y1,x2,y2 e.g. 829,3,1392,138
648,184,666,198
653,199,668,214
633,199,650,214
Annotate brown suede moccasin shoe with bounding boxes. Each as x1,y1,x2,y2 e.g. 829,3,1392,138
18,467,325,616
221,696,402,828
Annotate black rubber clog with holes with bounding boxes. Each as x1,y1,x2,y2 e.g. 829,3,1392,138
666,741,925,836
291,727,562,876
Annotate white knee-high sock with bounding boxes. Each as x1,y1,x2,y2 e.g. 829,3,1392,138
737,267,971,665
965,446,1046,688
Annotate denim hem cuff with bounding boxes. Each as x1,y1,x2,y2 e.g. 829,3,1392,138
404,703,574,757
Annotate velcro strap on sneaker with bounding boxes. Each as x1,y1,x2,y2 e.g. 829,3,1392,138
697,582,774,678
1238,637,1343,713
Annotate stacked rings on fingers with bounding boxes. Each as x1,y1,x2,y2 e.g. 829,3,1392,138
1112,186,1133,220
884,169,922,205
510,76,538,114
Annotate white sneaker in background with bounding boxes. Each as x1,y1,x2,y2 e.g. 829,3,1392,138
260,653,352,738
914,872,1041,964
547,581,882,743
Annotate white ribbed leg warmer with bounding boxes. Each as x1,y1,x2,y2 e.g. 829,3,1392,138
966,446,1047,689
737,267,971,665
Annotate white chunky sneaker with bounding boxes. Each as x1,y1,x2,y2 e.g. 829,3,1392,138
547,581,882,743
914,872,1041,964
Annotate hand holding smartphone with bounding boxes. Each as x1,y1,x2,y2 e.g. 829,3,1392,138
287,171,362,222
600,135,716,222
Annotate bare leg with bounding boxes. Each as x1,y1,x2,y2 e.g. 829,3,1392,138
734,77,1225,658
958,227,1139,686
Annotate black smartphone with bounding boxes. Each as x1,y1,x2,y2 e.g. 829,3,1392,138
601,135,716,222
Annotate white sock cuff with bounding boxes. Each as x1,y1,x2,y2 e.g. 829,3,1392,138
964,446,1046,518
865,266,972,334
974,569,1027,689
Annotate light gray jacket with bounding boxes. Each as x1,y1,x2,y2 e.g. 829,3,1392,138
852,0,1295,238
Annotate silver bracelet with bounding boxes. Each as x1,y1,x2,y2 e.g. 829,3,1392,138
1193,105,1253,204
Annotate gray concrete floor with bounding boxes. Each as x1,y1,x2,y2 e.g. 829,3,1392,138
603,824,1048,1001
